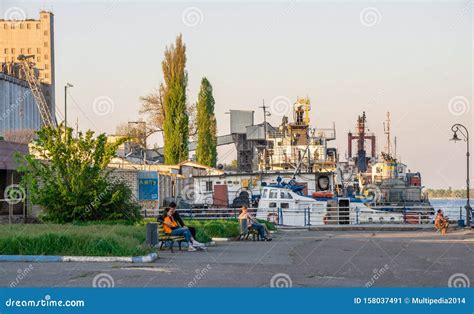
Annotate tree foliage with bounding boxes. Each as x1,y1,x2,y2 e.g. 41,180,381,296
161,34,189,164
17,124,141,223
426,188,474,199
195,78,217,167
115,121,147,148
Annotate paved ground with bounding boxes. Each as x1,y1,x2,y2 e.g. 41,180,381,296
1,229,473,288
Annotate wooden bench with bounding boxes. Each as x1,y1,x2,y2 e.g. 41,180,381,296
237,218,260,241
158,223,186,253
157,209,186,253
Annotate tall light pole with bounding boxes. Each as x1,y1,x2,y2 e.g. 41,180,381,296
450,123,471,227
64,83,73,136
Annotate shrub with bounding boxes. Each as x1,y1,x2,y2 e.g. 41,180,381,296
17,124,141,224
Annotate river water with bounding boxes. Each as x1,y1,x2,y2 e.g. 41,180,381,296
430,198,471,220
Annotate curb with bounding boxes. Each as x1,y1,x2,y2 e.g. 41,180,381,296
0,253,158,263
211,237,231,242
308,226,428,231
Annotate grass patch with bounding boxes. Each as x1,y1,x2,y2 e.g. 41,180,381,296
0,224,152,257
0,219,276,256
185,219,276,242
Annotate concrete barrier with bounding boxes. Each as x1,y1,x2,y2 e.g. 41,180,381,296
0,253,158,263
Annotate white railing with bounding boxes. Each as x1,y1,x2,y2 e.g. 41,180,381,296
141,205,470,226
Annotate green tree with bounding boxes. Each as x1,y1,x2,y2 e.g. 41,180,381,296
195,78,217,167
17,124,141,223
162,34,189,164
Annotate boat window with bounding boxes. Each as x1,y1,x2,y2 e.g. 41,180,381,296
281,203,289,209
269,202,277,208
287,192,293,199
280,192,286,199
262,189,268,199
269,189,278,199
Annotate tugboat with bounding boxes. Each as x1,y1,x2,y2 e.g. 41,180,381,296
256,176,404,226
339,112,434,215
256,112,432,227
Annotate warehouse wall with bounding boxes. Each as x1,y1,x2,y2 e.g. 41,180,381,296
0,73,41,134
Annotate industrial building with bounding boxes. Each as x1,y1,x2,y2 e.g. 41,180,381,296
0,11,55,114
0,72,42,134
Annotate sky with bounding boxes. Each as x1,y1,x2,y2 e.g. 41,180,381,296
1,0,473,189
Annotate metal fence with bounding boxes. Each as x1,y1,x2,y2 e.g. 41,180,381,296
141,205,470,226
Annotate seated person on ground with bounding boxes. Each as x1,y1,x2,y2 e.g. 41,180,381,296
434,209,449,235
161,207,205,251
238,206,272,241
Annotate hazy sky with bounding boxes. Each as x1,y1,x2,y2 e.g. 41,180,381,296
2,0,473,188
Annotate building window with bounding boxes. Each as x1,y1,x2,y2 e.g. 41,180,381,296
43,42,48,47
20,48,24,54
3,24,7,29
27,48,32,53
44,54,48,59
11,48,15,54
37,48,41,53
37,56,41,62
44,30,48,36
11,24,15,29
27,24,31,29
4,48,7,54
44,64,49,69
36,24,40,29
20,24,24,29
205,181,213,192
45,73,49,79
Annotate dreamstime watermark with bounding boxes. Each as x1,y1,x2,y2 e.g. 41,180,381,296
92,273,115,288
270,273,293,288
3,7,26,24
182,7,204,27
448,273,470,288
181,184,196,201
448,96,470,116
4,184,26,205
92,96,115,116
360,7,381,27
84,184,113,214
10,264,34,288
365,264,390,288
0,90,31,122
270,96,293,117
187,264,212,287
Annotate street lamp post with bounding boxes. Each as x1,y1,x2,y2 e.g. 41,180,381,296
450,123,471,227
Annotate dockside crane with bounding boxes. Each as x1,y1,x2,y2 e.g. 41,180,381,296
17,55,57,128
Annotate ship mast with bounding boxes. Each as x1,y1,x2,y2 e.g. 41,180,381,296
383,112,392,157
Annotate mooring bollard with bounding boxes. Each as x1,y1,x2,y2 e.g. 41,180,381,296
146,222,158,246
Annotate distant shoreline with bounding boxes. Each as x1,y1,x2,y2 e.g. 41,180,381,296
429,197,467,200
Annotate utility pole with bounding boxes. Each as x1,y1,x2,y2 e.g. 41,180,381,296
259,100,270,171
64,83,73,137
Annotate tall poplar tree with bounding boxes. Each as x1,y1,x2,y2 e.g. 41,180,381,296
196,78,217,167
162,35,189,164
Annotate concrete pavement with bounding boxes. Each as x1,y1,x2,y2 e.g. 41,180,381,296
1,229,473,288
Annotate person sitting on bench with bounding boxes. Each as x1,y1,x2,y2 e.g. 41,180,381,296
161,208,204,251
238,206,272,241
169,202,196,238
434,209,449,235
